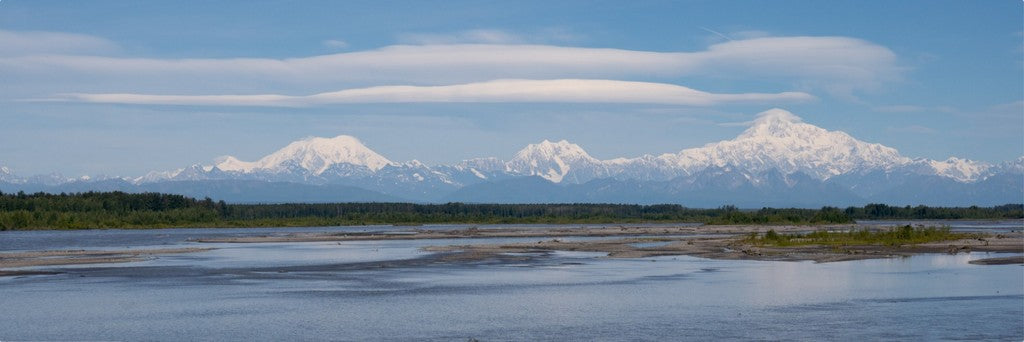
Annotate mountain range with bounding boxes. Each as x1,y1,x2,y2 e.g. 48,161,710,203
2,109,1021,207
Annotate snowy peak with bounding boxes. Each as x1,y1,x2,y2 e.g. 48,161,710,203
135,169,182,183
677,108,909,180
511,140,596,164
925,157,991,182
213,156,255,173
25,172,72,186
507,139,603,183
989,156,1024,177
216,135,394,175
457,157,505,171
1002,156,1024,173
0,165,24,184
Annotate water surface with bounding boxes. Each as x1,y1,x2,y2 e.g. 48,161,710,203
1,224,1020,341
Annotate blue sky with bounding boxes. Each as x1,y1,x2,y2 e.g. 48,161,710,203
1,0,1021,176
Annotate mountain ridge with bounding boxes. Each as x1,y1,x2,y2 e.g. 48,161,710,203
3,108,1020,206
138,108,1005,185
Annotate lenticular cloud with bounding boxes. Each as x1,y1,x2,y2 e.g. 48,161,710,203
59,79,814,107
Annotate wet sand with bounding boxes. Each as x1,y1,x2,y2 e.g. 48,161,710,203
0,247,214,275
968,256,1024,265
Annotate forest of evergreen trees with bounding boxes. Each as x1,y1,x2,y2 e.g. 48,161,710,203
0,191,1020,230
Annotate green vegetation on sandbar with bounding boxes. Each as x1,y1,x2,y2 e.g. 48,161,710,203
745,225,974,247
0,190,1020,230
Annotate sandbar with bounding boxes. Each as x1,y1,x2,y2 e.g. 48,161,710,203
0,247,215,274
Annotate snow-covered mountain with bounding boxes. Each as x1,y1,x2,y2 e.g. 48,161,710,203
0,166,82,186
4,108,1021,206
666,109,911,180
457,108,993,185
215,135,394,175
505,139,611,183
918,157,992,182
997,156,1024,174
0,166,24,184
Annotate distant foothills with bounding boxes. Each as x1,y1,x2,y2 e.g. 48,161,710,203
0,191,1021,230
2,109,1022,207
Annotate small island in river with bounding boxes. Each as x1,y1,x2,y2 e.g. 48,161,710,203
195,224,1024,264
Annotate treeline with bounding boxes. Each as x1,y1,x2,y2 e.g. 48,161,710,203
0,191,226,229
0,191,1021,230
844,203,1023,220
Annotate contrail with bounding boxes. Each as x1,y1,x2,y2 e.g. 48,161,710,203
698,27,733,41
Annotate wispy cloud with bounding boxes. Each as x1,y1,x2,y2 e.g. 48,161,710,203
716,108,805,127
989,100,1024,113
873,104,958,113
398,29,524,44
56,79,815,107
0,30,120,57
874,105,927,113
716,121,754,127
730,30,772,40
698,27,734,41
887,125,937,134
321,39,350,49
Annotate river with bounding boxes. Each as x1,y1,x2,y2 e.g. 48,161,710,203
1,222,1021,341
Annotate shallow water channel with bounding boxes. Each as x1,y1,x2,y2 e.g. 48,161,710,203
1,223,1021,341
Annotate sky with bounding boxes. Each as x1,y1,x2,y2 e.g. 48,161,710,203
1,0,1022,177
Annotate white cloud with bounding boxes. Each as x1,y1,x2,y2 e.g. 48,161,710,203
58,79,815,106
0,31,900,100
717,108,805,127
0,30,120,57
695,36,900,96
2,44,691,92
